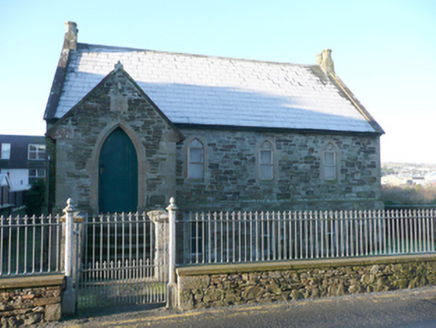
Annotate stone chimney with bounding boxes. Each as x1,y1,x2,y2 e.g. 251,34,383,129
64,21,78,51
316,53,323,66
317,49,334,74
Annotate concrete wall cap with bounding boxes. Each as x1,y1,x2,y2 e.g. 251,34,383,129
0,274,65,290
177,254,436,276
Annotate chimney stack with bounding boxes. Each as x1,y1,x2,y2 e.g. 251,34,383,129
316,53,323,66
317,49,334,74
64,21,78,51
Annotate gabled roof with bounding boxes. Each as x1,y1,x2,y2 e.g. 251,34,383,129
46,65,184,142
44,42,384,134
0,173,11,188
0,172,17,193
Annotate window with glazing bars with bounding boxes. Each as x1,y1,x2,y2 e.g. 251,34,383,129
259,141,273,180
188,139,204,179
28,144,46,160
324,151,336,180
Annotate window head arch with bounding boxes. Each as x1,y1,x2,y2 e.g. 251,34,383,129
259,140,274,181
188,138,204,179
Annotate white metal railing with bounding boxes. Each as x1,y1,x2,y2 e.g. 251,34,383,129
80,212,159,269
0,199,175,312
0,214,62,276
77,212,168,308
180,209,436,265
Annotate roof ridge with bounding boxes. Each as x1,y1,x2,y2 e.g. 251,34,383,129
77,42,313,67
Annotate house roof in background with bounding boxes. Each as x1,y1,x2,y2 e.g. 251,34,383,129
0,135,45,144
46,43,383,134
0,173,11,188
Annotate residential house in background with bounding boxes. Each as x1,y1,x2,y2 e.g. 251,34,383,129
0,135,46,215
44,22,384,214
0,172,14,216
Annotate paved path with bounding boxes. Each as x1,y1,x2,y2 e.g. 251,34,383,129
40,286,436,327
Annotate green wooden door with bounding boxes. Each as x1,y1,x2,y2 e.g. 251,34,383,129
99,128,138,213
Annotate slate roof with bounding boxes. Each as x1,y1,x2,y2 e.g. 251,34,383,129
46,43,383,134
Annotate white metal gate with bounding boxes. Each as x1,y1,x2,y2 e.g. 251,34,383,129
75,212,168,310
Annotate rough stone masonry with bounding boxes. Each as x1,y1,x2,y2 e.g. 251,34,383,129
0,275,63,327
176,128,382,212
177,255,436,310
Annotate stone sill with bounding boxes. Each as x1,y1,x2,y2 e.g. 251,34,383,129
177,254,436,276
0,274,65,290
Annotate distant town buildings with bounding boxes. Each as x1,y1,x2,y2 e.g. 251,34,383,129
381,163,436,187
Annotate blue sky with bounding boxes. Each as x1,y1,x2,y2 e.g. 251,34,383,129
1,0,435,163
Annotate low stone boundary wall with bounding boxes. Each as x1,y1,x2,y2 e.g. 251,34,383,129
0,274,64,327
177,255,436,310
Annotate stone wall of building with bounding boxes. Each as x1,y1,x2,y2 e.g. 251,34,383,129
0,275,64,326
48,69,181,213
177,255,436,310
176,128,383,212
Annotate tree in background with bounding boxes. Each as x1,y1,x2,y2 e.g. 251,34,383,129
24,179,46,216
381,184,436,206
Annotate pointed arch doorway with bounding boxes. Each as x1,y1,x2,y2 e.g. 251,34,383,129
98,128,138,213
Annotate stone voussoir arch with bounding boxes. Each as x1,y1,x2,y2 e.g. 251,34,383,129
88,121,146,213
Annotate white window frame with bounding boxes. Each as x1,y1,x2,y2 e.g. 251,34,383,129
322,142,339,181
1,143,10,160
188,139,204,180
259,141,274,181
29,168,46,185
323,151,336,180
28,144,46,161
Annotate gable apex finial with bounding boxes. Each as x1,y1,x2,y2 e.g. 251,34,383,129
114,61,124,71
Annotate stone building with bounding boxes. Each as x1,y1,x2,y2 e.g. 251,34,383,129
44,22,384,214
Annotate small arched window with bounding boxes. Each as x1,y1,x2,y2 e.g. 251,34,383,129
259,141,274,180
188,139,204,179
323,143,337,181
